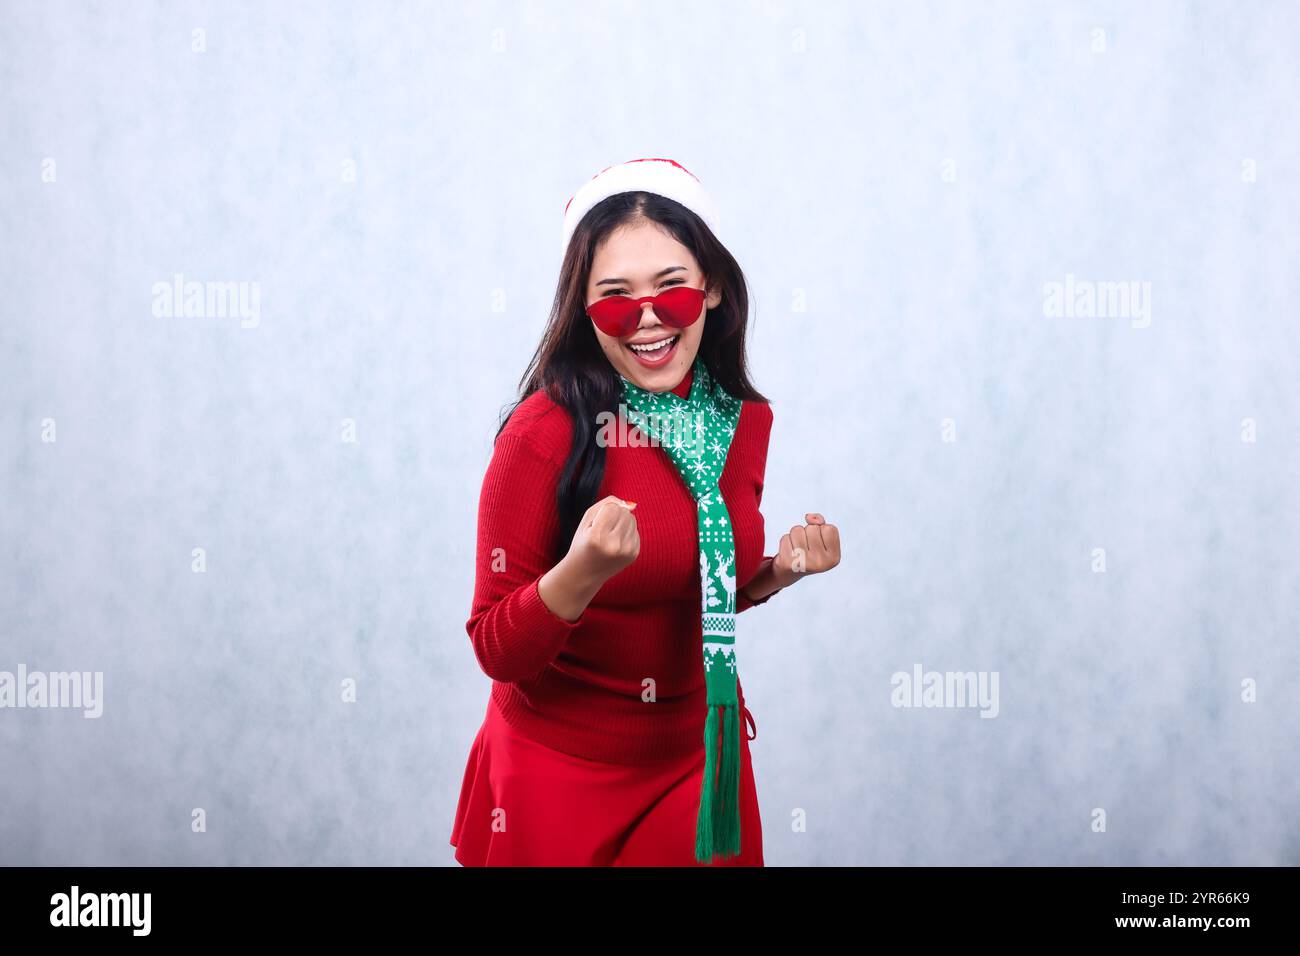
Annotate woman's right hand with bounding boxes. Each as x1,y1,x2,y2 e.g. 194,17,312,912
537,495,639,623
565,495,640,584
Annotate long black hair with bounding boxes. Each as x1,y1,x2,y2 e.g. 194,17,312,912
498,190,767,561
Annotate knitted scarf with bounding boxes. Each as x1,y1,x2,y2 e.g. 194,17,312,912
619,357,744,864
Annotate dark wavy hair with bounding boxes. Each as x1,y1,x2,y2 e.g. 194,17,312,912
497,191,767,561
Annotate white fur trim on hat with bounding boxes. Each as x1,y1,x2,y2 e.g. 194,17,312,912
561,157,721,253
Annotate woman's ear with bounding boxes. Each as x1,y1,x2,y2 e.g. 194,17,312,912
706,283,723,310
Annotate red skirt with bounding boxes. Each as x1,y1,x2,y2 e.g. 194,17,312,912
449,693,763,866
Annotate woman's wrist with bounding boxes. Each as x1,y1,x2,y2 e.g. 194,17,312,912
740,557,792,603
537,553,607,623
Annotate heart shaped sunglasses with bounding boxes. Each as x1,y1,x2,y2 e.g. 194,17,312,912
585,285,706,338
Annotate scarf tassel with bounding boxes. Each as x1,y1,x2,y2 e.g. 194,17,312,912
695,702,742,864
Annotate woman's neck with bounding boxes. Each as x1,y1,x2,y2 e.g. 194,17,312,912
670,364,693,398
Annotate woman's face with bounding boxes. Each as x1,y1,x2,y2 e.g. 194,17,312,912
585,219,721,393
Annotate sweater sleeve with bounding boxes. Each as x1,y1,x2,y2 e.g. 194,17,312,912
737,400,781,614
465,429,581,682
737,565,778,612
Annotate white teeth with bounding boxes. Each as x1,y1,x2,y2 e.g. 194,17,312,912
629,336,677,353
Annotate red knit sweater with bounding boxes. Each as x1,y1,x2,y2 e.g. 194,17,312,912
465,364,779,764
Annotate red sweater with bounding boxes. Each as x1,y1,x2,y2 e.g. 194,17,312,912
465,365,779,764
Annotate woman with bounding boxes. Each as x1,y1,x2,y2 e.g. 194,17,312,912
449,158,841,866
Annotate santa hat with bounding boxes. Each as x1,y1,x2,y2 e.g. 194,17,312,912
561,157,721,253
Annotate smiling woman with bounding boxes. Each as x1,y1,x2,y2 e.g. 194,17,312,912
449,157,841,867
586,232,716,386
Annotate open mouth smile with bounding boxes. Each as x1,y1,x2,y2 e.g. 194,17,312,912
624,333,679,367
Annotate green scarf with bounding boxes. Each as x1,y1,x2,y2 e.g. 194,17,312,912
619,357,744,864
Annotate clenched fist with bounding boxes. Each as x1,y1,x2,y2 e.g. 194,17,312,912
771,513,841,589
538,495,641,623
565,494,640,585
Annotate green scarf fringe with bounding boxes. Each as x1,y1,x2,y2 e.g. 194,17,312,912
695,702,742,864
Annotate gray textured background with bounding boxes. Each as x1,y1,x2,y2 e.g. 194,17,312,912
2,0,1298,865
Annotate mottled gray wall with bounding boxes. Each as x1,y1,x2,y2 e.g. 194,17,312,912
2,1,1297,866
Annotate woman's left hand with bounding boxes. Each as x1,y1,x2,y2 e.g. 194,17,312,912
771,513,840,589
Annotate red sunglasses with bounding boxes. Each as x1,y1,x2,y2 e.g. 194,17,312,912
585,286,706,338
